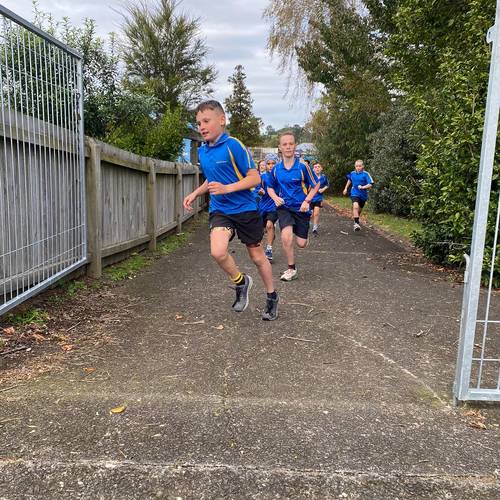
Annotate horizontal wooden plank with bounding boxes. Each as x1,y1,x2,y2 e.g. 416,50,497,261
101,235,151,258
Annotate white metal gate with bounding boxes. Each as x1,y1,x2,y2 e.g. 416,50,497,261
454,1,500,403
0,5,86,316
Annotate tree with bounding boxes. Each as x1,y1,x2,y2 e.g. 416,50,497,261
121,0,217,112
296,0,391,190
385,0,499,282
224,65,262,146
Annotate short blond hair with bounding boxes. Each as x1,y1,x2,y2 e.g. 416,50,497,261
355,159,364,167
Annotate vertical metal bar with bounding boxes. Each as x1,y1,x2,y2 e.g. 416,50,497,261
456,0,500,400
0,19,8,304
15,24,30,294
4,19,16,302
476,191,500,387
77,57,86,264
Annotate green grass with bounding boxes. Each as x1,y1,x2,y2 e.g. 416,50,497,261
6,308,50,326
157,231,190,256
104,254,152,282
327,195,422,242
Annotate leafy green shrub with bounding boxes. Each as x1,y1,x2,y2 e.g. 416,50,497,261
106,106,186,161
368,103,419,217
387,0,499,282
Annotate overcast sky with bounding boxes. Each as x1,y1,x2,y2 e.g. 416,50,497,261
2,0,314,129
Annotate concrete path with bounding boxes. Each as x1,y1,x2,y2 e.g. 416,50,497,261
1,206,499,499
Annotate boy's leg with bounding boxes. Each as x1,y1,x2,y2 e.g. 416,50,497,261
210,228,240,278
266,219,275,247
246,244,274,293
352,200,361,231
281,225,295,265
312,205,320,233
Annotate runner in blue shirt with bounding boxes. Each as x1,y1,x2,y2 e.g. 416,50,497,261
267,132,320,281
183,100,278,320
259,153,279,262
342,159,374,232
311,162,329,236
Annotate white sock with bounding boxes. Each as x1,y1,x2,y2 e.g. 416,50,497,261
266,244,272,250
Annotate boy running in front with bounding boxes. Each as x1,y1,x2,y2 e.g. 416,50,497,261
343,159,374,232
183,100,278,320
311,162,329,236
267,132,320,281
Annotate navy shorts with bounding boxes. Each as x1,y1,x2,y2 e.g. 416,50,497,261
277,207,310,239
310,200,323,209
209,211,263,246
261,211,278,227
351,196,366,209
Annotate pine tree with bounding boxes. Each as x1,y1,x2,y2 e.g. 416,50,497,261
224,65,262,146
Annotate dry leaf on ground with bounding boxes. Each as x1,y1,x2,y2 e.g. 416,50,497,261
212,325,224,330
2,327,15,336
61,344,74,352
109,405,126,414
175,314,184,321
83,367,96,373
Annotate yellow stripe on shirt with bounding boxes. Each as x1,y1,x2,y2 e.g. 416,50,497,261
227,146,244,180
301,171,308,195
232,137,252,169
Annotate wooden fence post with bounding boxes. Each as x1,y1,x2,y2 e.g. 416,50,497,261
86,138,102,278
146,158,157,251
176,162,183,233
194,165,201,218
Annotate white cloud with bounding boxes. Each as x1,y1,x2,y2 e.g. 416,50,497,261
2,0,313,128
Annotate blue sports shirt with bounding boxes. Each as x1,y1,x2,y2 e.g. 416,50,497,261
269,159,318,212
347,170,374,201
198,132,258,214
311,174,329,203
259,171,277,214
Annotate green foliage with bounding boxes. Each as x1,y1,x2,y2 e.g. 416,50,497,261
106,106,186,161
6,308,49,326
121,0,217,111
104,254,152,282
224,65,262,146
368,102,420,216
385,0,499,281
297,0,391,192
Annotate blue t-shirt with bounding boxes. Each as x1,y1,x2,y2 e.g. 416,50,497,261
347,170,374,201
259,171,277,214
198,132,258,214
269,159,318,212
311,174,329,203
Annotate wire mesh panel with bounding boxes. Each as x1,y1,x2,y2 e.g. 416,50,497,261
454,1,500,403
0,6,86,316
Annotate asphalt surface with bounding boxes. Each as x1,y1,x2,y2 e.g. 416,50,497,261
1,205,499,499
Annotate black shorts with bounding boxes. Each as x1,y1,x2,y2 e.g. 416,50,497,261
209,211,263,246
277,207,311,239
310,200,323,209
261,211,278,227
351,196,366,209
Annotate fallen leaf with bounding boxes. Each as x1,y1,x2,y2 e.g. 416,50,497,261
110,405,126,415
182,320,205,325
175,314,184,321
31,333,46,342
83,367,96,373
212,325,224,330
61,344,74,351
340,231,348,235
2,327,15,336
469,420,487,430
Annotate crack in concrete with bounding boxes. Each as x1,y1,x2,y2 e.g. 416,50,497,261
0,458,498,485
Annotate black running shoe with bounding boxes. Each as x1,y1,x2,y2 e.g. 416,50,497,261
232,275,253,312
262,293,279,321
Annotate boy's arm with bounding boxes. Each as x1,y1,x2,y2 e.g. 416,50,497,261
299,164,320,212
319,176,329,193
266,187,285,207
343,179,351,195
208,168,260,195
358,173,374,191
183,179,209,211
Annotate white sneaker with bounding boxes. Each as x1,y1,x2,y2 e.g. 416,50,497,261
353,222,361,232
280,268,298,281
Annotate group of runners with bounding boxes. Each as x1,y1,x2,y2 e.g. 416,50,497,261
183,100,373,322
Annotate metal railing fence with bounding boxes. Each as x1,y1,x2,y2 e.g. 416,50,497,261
454,0,500,403
0,5,86,315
